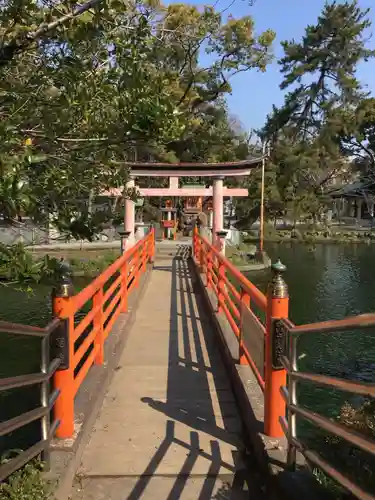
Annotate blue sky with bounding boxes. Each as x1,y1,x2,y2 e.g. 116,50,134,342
169,0,375,131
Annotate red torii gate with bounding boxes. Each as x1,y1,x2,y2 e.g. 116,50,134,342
103,158,263,247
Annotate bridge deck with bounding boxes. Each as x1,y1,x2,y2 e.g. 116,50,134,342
72,255,263,499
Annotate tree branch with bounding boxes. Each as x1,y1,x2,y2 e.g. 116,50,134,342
0,0,103,66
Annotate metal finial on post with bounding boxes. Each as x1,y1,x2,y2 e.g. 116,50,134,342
52,259,74,298
270,259,288,299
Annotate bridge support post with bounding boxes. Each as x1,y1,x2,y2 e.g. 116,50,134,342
52,269,75,439
264,260,288,438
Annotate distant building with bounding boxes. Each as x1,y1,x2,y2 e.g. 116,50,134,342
329,179,375,223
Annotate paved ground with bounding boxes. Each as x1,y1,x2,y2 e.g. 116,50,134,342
71,253,264,499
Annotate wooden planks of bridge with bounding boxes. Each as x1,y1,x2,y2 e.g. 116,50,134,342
71,252,264,499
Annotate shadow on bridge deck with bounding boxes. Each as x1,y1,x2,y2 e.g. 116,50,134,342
72,253,266,499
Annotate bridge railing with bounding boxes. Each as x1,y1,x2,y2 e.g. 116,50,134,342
193,229,375,499
279,315,375,500
192,228,288,437
52,229,155,439
0,229,155,483
0,319,62,481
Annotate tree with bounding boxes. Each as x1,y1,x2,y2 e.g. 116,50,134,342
339,97,375,174
262,0,375,221
0,0,275,238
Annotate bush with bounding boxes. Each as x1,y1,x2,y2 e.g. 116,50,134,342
313,399,375,497
291,228,303,240
0,458,51,500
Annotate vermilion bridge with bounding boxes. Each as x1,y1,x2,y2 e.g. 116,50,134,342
0,228,374,500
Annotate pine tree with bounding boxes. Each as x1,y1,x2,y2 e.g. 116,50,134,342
263,0,375,219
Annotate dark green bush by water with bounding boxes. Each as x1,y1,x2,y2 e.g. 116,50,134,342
0,458,51,500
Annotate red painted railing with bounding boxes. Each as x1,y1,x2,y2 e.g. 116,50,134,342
193,228,288,438
53,229,155,438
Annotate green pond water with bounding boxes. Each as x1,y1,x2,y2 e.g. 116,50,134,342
0,278,90,456
246,242,375,488
247,243,375,408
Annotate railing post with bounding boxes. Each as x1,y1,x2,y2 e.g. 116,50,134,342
207,247,213,288
217,260,225,313
52,270,75,439
199,241,205,273
239,290,250,365
193,226,198,260
93,287,104,365
134,246,140,287
264,259,289,438
149,227,155,264
142,239,147,272
121,260,129,313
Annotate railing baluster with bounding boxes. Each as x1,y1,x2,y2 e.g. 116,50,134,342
239,290,250,365
142,239,147,272
217,261,225,313
40,335,50,467
150,228,155,263
207,247,213,288
199,240,205,273
134,246,140,288
287,334,298,469
93,287,104,365
121,260,129,313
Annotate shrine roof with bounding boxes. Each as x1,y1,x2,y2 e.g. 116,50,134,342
122,157,263,177
329,180,375,198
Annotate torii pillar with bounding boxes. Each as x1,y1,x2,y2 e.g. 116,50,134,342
213,177,224,247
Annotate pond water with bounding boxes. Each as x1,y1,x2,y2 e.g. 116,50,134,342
247,242,375,485
0,278,90,456
247,243,375,407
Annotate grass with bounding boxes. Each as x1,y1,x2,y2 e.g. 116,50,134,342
31,248,121,277
68,250,120,276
